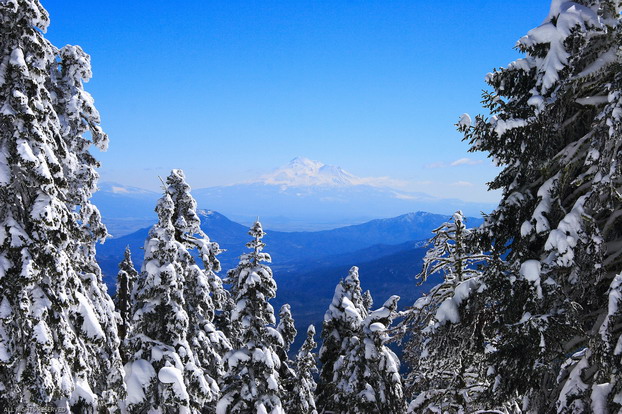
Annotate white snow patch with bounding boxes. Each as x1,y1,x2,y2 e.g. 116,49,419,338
9,48,27,68
520,260,543,299
591,382,612,413
435,298,460,325
71,378,96,405
124,359,156,405
32,320,52,345
0,296,11,318
458,113,472,129
158,366,189,401
75,292,105,339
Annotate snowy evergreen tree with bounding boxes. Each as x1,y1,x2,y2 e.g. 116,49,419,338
455,1,622,411
316,266,369,413
277,304,297,355
401,211,489,413
362,289,374,313
125,173,224,413
333,295,405,414
288,325,318,414
165,170,230,382
115,246,138,345
217,221,285,414
276,304,298,413
0,0,124,410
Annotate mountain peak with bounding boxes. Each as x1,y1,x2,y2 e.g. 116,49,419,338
257,157,360,188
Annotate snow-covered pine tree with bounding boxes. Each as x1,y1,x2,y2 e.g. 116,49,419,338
125,184,218,413
332,295,405,414
289,325,319,414
316,266,368,413
362,289,374,312
217,221,285,414
401,211,489,413
115,246,138,345
458,0,622,411
277,304,297,356
361,295,405,413
276,304,298,413
0,1,124,410
164,170,230,382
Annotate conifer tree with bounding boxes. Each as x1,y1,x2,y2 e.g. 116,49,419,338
456,1,622,411
115,246,138,345
362,290,374,312
165,170,230,381
277,304,298,413
125,171,226,413
402,211,489,413
289,325,319,414
217,221,285,414
277,304,297,355
331,295,406,414
0,1,124,410
317,266,368,413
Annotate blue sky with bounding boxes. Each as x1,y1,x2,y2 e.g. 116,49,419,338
43,0,549,202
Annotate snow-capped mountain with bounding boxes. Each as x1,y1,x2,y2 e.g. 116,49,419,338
191,157,494,229
94,158,495,234
255,156,361,187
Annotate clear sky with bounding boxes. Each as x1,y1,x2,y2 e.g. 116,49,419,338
42,0,550,203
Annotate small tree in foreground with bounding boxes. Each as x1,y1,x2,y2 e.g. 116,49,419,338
289,325,318,414
125,171,225,413
115,246,138,346
218,221,285,414
317,266,368,413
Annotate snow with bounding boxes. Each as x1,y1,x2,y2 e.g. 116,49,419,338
0,296,11,318
533,173,559,233
341,297,363,324
124,359,156,405
458,113,471,129
492,117,530,137
591,382,613,413
16,139,37,164
600,273,622,348
558,354,589,410
520,1,600,94
266,374,278,390
158,366,189,401
0,146,11,185
520,220,533,237
520,260,543,299
32,320,52,345
544,195,586,267
0,334,9,362
435,298,460,325
453,278,479,305
576,95,610,106
9,48,26,68
70,378,96,405
227,350,250,368
75,292,105,339
255,156,392,188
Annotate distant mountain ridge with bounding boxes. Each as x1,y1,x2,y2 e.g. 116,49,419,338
97,210,483,288
94,157,495,234
96,210,483,350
